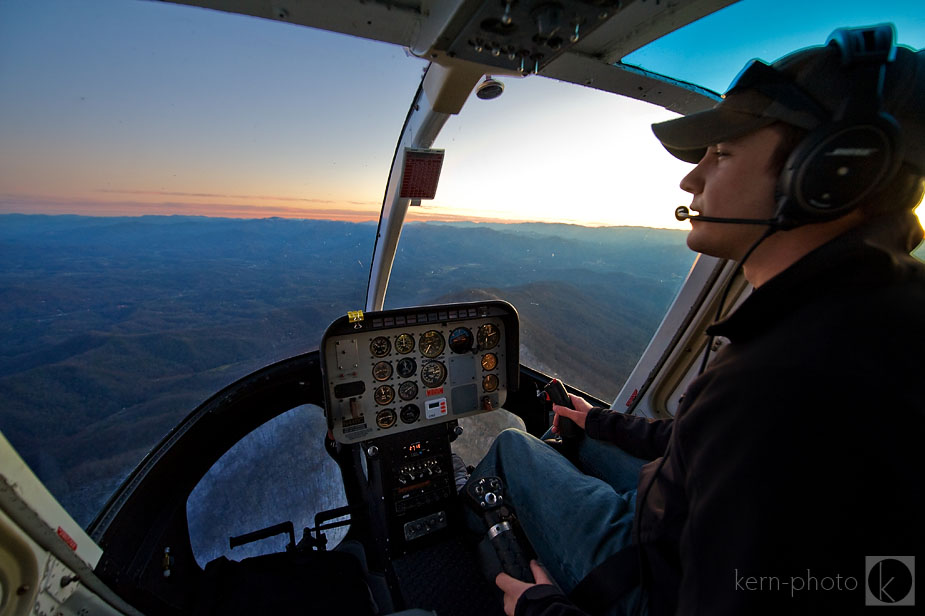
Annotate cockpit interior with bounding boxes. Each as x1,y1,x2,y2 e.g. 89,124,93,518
0,1,922,615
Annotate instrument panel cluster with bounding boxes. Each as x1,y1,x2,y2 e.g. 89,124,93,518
321,301,519,443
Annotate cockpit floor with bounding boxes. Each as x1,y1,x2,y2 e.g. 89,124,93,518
392,535,506,616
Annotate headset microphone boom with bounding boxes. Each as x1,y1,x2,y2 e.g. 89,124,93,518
674,205,780,226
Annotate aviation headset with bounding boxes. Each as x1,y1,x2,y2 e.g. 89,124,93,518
772,25,904,227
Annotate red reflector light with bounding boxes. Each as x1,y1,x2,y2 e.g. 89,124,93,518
57,526,78,550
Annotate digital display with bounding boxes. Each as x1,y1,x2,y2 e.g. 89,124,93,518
407,442,423,457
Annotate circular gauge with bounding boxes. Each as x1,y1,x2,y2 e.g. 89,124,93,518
400,404,420,424
448,327,474,354
374,385,394,405
372,360,392,382
369,335,391,357
398,380,418,401
482,374,499,392
376,408,397,429
397,357,417,378
477,323,501,350
395,333,415,354
419,330,445,358
420,360,447,388
481,352,498,371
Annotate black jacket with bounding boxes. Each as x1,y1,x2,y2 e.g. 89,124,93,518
517,211,925,616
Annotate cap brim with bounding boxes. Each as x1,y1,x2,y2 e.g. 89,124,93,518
652,108,776,163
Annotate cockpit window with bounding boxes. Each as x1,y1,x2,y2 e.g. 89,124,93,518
187,404,345,566
622,0,924,95
0,0,424,527
386,77,697,401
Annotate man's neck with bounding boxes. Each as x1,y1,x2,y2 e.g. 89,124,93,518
743,212,866,287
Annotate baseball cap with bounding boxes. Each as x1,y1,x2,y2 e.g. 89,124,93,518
651,25,925,174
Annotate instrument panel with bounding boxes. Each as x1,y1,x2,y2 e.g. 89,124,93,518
321,301,519,443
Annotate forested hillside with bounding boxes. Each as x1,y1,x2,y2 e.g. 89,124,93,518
0,214,693,525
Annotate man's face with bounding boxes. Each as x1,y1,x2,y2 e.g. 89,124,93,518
679,126,782,260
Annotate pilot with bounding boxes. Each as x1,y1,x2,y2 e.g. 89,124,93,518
468,26,925,616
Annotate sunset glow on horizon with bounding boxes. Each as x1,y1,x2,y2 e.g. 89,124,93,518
2,0,923,231
0,193,692,228
3,167,923,230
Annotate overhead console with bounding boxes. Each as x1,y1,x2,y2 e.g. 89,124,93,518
321,301,519,444
434,0,626,75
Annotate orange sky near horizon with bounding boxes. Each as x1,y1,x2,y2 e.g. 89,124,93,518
0,192,592,226
4,189,923,230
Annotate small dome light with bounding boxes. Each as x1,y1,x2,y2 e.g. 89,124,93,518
476,76,504,100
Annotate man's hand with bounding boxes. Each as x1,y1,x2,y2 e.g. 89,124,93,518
551,393,593,434
496,560,555,616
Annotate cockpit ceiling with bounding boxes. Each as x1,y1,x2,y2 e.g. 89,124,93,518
163,0,731,112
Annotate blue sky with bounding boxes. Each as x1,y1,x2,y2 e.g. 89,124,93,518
1,0,922,228
625,0,925,92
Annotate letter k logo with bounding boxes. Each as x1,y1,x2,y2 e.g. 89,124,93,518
866,556,915,606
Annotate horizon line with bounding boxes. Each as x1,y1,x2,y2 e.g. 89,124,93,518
0,198,689,231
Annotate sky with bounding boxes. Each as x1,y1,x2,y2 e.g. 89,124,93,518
1,0,923,229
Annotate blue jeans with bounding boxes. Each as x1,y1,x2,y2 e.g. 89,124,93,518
466,428,648,615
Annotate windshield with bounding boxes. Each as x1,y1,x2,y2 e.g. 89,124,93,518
386,77,697,400
622,0,925,94
0,0,425,526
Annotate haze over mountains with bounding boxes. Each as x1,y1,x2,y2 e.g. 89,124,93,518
1,214,693,525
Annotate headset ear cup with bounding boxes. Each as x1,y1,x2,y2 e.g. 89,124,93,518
776,113,902,224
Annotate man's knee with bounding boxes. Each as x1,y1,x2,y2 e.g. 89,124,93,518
478,428,537,472
491,427,541,459
494,427,530,446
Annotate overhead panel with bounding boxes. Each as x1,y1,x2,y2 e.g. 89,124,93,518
435,0,629,75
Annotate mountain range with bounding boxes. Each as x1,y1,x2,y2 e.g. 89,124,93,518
0,213,740,525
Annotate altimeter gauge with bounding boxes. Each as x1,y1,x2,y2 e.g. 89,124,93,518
420,360,447,388
477,323,501,350
395,333,415,354
420,330,445,358
370,336,391,357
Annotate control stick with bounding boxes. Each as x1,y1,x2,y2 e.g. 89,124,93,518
542,378,581,440
467,476,534,582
